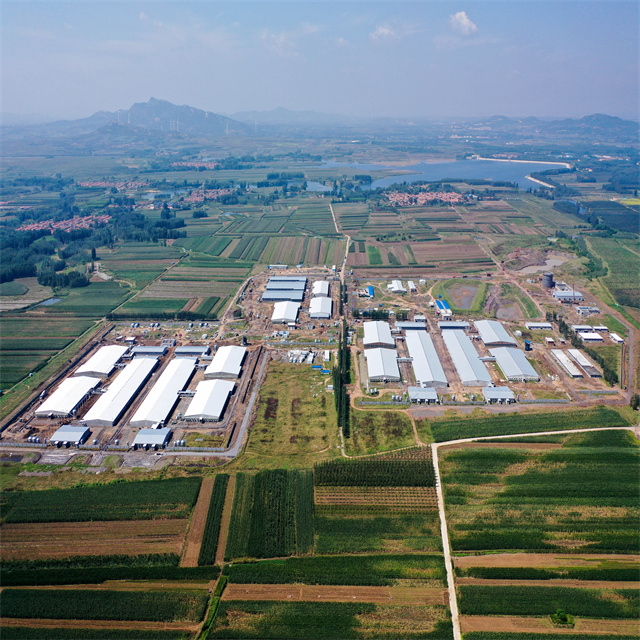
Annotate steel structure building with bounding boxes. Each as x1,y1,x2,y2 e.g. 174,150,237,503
131,345,167,357
438,321,470,330
483,387,516,403
568,349,601,378
395,322,427,331
175,346,210,358
83,357,157,427
36,377,100,418
312,281,330,297
309,296,333,319
578,331,604,342
271,301,300,324
184,379,235,422
265,280,306,291
405,331,448,388
526,322,553,330
551,349,583,378
204,346,247,379
442,330,492,386
408,387,438,403
133,427,172,448
50,425,92,445
262,289,305,302
365,348,401,382
75,345,129,378
363,321,395,348
489,347,540,381
389,280,407,293
130,358,196,428
475,320,517,347
268,275,307,282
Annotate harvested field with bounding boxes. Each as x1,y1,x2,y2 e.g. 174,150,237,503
0,520,189,561
454,553,640,569
180,477,215,568
460,615,639,636
140,280,237,298
456,578,640,589
0,619,199,633
223,584,448,605
314,486,438,511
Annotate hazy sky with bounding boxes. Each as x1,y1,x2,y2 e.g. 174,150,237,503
2,1,638,121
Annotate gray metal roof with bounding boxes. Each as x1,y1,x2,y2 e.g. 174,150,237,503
309,296,333,318
438,321,470,330
395,322,427,331
442,330,492,386
482,386,515,401
175,346,210,356
266,280,306,291
262,290,305,301
408,387,438,401
133,427,172,446
489,347,539,381
268,275,308,282
363,321,394,348
526,322,553,330
50,425,91,444
131,345,167,356
475,320,517,347
405,331,448,388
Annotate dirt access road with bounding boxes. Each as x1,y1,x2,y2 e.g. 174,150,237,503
181,476,215,567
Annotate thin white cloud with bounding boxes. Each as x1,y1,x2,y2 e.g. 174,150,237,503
449,11,478,36
370,24,398,44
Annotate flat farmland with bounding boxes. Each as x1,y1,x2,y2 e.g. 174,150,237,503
588,236,640,308
99,243,182,288
138,279,238,299
0,519,189,561
314,486,438,513
41,282,131,317
410,239,489,264
164,265,248,281
345,411,416,456
175,235,232,256
284,203,337,235
332,203,370,231
260,236,307,265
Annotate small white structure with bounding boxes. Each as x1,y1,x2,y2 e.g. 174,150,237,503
578,331,604,343
489,347,540,382
272,301,300,324
407,280,417,292
50,425,91,446
131,345,167,357
175,346,210,358
312,281,330,297
483,387,516,404
83,358,157,427
610,333,624,344
475,320,517,348
130,358,196,427
363,321,394,349
324,350,331,363
438,321,470,330
35,377,99,418
571,325,592,333
75,345,128,378
553,288,583,303
309,296,333,319
133,427,172,449
184,379,235,422
551,349,583,378
365,348,401,382
525,322,553,331
205,346,247,379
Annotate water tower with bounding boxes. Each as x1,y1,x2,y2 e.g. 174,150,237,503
542,272,554,289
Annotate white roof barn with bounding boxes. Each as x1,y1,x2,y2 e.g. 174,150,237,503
365,348,401,382
130,358,196,428
75,345,128,378
483,387,516,403
474,320,517,347
35,377,99,418
309,297,333,319
133,427,172,448
442,330,492,386
312,281,330,297
489,347,540,381
184,379,235,422
363,321,394,349
205,346,247,379
271,301,300,324
83,358,157,427
50,425,92,445
405,331,448,388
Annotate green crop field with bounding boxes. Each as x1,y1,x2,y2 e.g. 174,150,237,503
440,430,639,552
198,474,229,566
1,629,190,640
210,601,452,639
463,634,640,640
588,236,640,308
224,469,314,560
42,282,131,316
2,477,202,523
418,406,631,442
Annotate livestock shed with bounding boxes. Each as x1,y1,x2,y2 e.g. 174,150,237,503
35,377,100,418
551,349,583,378
272,301,301,324
265,280,306,291
407,280,417,292
131,345,167,357
365,348,401,382
442,330,492,386
610,333,624,344
489,347,540,381
389,280,407,294
483,387,516,404
50,425,91,446
268,275,307,282
205,346,247,379
130,358,196,428
475,320,517,348
578,331,604,343
83,357,157,427
405,331,448,388
75,345,129,378
184,379,235,422
571,325,592,333
438,321,470,330
312,281,330,297
568,349,601,378
261,289,305,302
363,321,395,349
175,346,210,358
132,427,172,449
526,322,553,330
395,322,427,331
553,289,583,302
408,387,438,404
309,296,333,319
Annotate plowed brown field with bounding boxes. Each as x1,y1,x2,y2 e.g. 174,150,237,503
460,615,639,636
454,553,640,569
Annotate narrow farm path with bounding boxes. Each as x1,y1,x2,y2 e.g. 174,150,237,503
181,477,216,567
215,474,236,565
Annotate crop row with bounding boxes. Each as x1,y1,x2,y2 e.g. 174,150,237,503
2,629,188,640
456,565,640,581
314,458,435,487
314,486,438,509
198,474,230,566
2,477,202,523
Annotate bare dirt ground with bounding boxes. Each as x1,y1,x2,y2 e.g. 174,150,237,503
1,618,200,633
1,520,189,561
223,584,448,605
460,615,639,636
454,553,640,569
457,578,640,589
215,475,236,565
180,476,215,568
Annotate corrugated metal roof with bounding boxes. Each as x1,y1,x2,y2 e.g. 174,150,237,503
268,275,307,282
262,290,305,301
75,345,128,378
442,330,492,386
395,322,427,331
50,425,91,443
551,349,582,377
390,280,406,293
185,379,235,421
272,301,300,323
438,321,470,330
133,427,172,446
475,320,517,347
312,281,330,296
83,358,157,427
266,280,306,291
175,346,210,356
365,348,400,381
405,332,448,388
205,346,247,378
36,377,99,417
489,347,539,381
130,358,196,427
408,387,438,401
131,345,167,356
483,386,515,401
309,296,332,318
363,321,394,347
526,323,553,330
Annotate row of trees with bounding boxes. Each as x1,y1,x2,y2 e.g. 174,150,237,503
332,319,351,438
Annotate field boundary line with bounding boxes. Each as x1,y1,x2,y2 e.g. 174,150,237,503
181,477,216,567
215,474,236,565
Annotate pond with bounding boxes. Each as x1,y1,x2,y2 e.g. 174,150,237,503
38,297,62,306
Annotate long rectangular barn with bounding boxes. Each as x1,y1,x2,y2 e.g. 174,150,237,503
184,379,236,422
442,330,492,386
405,331,448,388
